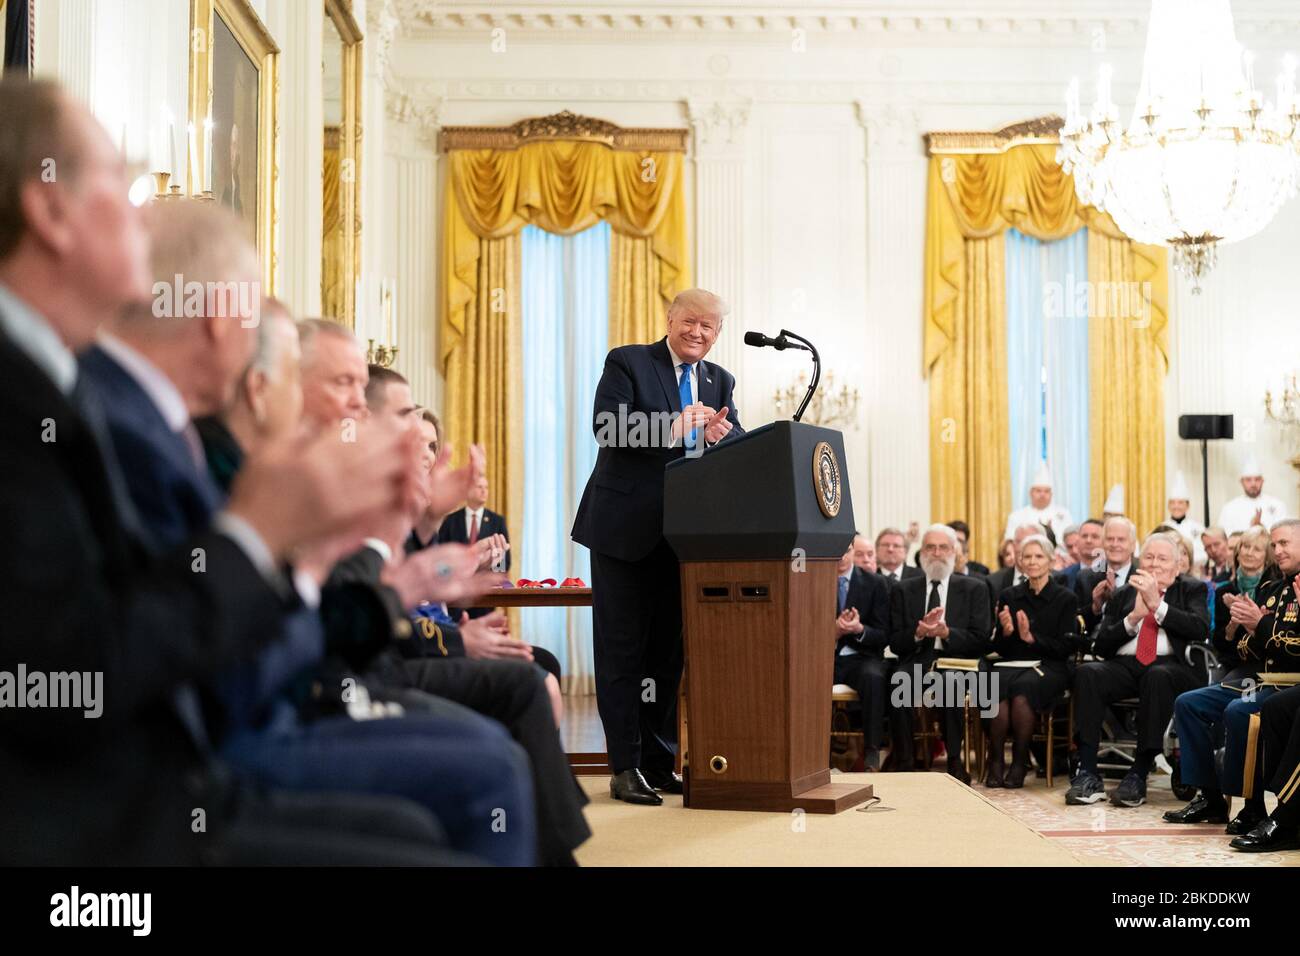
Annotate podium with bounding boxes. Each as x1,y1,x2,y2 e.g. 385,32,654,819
664,421,874,813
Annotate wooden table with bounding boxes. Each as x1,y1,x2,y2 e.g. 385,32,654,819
478,586,593,608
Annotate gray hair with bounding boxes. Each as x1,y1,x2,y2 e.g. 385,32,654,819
1104,515,1137,542
1140,531,1180,557
249,299,294,375
922,523,959,548
1017,534,1055,560
296,317,358,370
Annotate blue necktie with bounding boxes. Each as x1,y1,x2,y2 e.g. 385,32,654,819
837,575,850,615
678,362,696,446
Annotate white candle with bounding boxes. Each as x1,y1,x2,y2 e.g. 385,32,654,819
187,122,197,195
203,118,214,194
167,112,177,177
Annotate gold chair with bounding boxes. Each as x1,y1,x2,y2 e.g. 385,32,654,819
830,684,862,770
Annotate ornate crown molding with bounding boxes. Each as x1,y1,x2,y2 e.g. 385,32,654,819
439,110,688,152
925,115,1063,155
388,2,1300,42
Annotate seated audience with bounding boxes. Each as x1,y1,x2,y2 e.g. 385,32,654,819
832,539,892,770
948,520,990,576
300,322,590,865
876,527,922,585
887,524,991,783
1232,683,1300,853
1074,516,1138,633
1066,532,1209,807
1166,524,1283,832
0,76,475,865
1202,526,1233,583
852,531,877,574
80,201,539,865
986,535,1078,789
1061,518,1104,588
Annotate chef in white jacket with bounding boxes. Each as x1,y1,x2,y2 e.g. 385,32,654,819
1217,455,1289,534
1004,462,1073,545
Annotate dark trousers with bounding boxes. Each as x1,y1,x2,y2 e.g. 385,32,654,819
833,653,890,750
401,657,591,865
222,706,536,866
1259,686,1300,825
590,540,683,775
213,789,483,866
1074,656,1200,755
1173,682,1276,795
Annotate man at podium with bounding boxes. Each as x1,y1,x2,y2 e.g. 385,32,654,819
572,289,745,806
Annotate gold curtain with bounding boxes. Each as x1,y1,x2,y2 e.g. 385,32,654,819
929,236,1011,570
925,143,1169,564
321,132,344,319
609,230,664,349
440,136,690,597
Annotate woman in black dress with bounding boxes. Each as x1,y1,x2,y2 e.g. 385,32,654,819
985,534,1078,788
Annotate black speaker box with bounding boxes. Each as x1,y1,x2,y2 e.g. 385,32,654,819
1178,414,1234,440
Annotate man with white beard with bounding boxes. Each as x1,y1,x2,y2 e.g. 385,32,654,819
886,524,992,783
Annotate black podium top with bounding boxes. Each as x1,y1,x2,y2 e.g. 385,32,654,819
663,420,856,562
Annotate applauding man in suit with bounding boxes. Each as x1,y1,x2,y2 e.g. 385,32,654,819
1066,532,1208,808
887,524,991,782
572,289,744,805
833,536,892,769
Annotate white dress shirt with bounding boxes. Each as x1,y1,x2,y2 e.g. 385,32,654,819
1117,594,1172,658
923,573,953,650
0,282,77,394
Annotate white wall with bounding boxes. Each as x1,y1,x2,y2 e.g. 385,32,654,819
32,1,1300,530
379,3,1300,533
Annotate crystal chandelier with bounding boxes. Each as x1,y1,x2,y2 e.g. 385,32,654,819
1057,0,1300,291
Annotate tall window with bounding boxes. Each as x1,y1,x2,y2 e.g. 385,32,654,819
520,221,610,692
1005,228,1090,525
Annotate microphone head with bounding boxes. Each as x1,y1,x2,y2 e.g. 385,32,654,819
743,330,769,347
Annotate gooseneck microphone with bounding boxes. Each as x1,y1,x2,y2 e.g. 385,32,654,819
744,328,821,423
743,330,810,352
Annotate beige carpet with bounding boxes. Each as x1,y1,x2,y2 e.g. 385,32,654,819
575,772,1083,866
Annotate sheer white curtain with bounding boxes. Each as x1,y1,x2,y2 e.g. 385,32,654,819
1042,230,1090,526
1004,228,1091,530
520,221,610,693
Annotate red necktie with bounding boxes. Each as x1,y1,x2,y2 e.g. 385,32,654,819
469,513,480,545
1136,590,1164,666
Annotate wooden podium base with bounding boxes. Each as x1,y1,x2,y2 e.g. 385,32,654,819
684,769,874,814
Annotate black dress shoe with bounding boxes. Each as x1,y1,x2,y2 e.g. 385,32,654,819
1226,806,1267,835
1004,762,1027,789
983,762,1005,788
948,766,971,786
1229,817,1300,853
641,769,684,794
1163,792,1229,824
610,769,663,806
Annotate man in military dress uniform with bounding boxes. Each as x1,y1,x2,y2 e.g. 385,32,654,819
1230,520,1300,852
1165,520,1298,832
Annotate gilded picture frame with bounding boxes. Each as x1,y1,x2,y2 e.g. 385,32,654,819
322,0,363,328
189,0,280,293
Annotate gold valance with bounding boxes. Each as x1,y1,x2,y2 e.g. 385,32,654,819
440,110,689,153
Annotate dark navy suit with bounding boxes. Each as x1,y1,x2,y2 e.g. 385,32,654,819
80,344,537,865
571,337,743,774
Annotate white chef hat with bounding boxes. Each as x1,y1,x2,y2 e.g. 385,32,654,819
1103,483,1125,515
1168,471,1191,501
1239,455,1263,479
1030,461,1053,490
